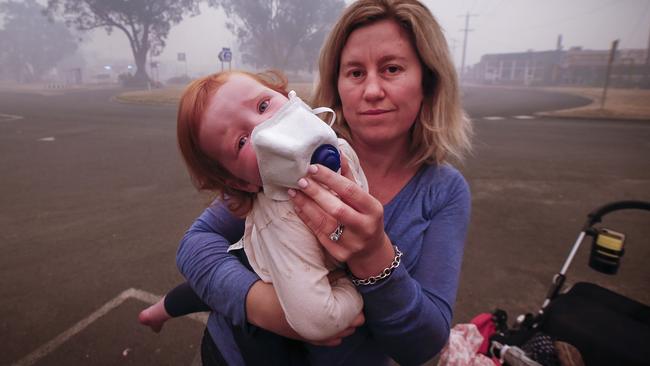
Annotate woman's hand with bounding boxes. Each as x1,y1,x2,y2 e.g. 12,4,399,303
288,161,395,278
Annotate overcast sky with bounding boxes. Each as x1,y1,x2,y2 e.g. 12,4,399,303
81,0,650,76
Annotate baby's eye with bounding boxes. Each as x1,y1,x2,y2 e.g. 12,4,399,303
238,136,248,150
258,100,270,113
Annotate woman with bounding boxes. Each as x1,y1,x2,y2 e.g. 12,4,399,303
176,0,472,364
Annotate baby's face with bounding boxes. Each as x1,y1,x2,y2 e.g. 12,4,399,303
199,74,289,192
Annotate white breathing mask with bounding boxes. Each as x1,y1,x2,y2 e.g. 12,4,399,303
251,90,340,201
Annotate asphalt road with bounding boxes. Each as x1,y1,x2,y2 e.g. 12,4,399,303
1,85,648,365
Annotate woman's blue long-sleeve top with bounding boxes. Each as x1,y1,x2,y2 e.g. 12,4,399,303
176,163,471,366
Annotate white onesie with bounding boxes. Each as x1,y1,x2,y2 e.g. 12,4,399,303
230,139,367,341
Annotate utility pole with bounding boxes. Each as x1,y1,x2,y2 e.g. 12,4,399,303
645,23,650,87
459,12,478,81
601,39,619,109
646,23,650,66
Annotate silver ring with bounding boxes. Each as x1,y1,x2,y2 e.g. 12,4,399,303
329,224,344,242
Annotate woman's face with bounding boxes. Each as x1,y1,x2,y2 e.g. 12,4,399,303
337,19,424,147
199,74,288,192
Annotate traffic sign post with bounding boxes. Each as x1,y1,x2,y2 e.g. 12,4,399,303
177,52,188,76
149,61,159,84
218,47,232,71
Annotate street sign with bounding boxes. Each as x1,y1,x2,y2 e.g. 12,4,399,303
218,47,232,62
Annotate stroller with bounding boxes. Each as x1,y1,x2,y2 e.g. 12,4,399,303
486,200,650,366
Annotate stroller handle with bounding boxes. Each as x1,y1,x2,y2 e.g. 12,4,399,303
583,200,650,231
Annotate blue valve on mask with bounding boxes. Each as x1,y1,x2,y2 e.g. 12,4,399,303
310,144,341,173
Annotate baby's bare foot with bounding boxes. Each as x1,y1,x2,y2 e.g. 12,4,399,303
138,300,170,333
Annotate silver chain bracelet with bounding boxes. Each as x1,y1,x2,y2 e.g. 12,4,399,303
351,246,403,286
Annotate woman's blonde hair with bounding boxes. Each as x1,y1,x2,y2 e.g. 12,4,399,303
312,0,472,165
177,70,288,215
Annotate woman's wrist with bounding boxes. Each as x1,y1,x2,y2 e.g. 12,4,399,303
350,246,402,286
347,234,395,279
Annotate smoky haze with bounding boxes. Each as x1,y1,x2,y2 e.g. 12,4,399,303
3,0,648,83
78,0,649,80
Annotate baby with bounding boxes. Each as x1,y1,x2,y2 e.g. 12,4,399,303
139,70,366,341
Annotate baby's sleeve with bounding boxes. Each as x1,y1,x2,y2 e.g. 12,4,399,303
250,199,363,341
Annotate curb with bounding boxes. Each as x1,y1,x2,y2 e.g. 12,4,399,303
536,110,650,122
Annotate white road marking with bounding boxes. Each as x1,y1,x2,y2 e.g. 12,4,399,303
37,137,55,142
0,113,24,122
483,116,505,120
514,115,535,120
12,288,207,366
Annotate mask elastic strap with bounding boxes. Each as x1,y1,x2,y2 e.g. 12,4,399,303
312,107,336,127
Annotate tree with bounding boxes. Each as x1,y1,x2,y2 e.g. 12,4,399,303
46,0,201,86
213,0,345,72
0,0,78,83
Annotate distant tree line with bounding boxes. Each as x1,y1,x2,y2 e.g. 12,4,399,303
0,0,345,86
0,0,77,83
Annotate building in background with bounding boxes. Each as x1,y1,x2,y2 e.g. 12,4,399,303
469,37,649,88
470,50,564,86
559,47,648,87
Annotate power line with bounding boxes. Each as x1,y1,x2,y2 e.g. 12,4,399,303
469,0,479,13
474,0,498,18
480,0,505,19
